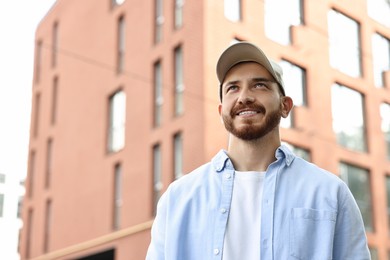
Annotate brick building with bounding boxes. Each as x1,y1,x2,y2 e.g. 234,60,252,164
20,0,390,259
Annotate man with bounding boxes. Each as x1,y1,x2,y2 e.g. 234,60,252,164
146,42,370,259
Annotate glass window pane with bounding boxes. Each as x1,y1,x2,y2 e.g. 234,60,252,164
367,0,390,27
339,163,373,232
174,46,184,116
372,34,390,87
224,0,241,22
35,41,42,83
386,176,390,236
113,164,122,230
279,60,306,106
328,10,361,77
43,200,51,252
280,111,293,128
117,17,125,73
28,151,36,198
45,139,53,188
52,22,58,68
0,194,4,218
113,0,125,5
153,144,162,215
154,61,163,127
282,142,311,162
174,133,183,179
381,103,390,160
108,91,126,152
331,84,366,152
265,0,303,45
369,247,378,260
174,0,184,28
155,0,164,43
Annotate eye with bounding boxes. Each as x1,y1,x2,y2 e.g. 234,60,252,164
226,85,238,93
254,82,268,89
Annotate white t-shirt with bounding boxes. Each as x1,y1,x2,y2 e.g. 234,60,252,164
222,171,265,260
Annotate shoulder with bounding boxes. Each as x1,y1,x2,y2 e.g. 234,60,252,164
168,150,228,193
290,156,343,184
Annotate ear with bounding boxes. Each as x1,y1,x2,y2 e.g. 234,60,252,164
281,96,294,118
218,104,225,124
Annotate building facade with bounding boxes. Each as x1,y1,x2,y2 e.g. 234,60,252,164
20,0,390,259
0,172,25,260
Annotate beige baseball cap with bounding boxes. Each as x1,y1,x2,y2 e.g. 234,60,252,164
216,42,285,97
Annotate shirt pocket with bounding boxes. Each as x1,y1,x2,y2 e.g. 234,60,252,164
290,208,337,260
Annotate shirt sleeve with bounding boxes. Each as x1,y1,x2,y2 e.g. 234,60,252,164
146,190,168,260
332,183,371,260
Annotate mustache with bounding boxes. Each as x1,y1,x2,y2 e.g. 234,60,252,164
230,103,266,117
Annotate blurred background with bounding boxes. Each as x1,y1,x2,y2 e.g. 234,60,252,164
0,0,389,259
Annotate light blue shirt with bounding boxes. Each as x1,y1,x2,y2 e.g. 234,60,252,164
146,145,370,260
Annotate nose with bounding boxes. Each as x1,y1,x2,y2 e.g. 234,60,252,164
238,88,255,104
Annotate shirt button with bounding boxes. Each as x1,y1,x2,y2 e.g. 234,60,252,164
213,248,220,255
220,208,227,214
225,173,231,179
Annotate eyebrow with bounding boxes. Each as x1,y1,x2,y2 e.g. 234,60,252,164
223,77,275,88
251,77,275,83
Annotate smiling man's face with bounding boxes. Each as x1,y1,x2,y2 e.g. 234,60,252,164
218,62,285,141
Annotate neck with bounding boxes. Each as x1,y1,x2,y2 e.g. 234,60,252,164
227,130,281,172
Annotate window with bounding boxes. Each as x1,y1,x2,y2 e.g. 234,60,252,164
279,60,307,128
386,176,390,235
154,61,163,127
108,90,126,152
0,173,5,184
35,41,42,83
369,247,379,260
25,209,33,259
117,16,126,73
174,46,184,116
174,0,184,29
283,142,311,162
33,93,41,138
339,163,373,232
17,196,23,219
155,0,164,43
224,0,241,22
0,194,4,218
367,0,390,27
51,77,58,125
45,138,53,189
112,0,125,6
279,60,307,106
153,144,162,215
381,103,390,160
43,200,52,253
173,133,183,179
28,151,36,198
372,33,390,87
328,10,361,77
264,0,303,45
52,22,58,68
331,84,366,152
113,163,122,230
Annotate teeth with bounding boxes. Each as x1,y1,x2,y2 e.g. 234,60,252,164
238,111,257,116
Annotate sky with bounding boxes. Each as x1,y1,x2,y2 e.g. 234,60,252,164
0,0,56,180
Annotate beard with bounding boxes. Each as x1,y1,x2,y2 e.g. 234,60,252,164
222,103,282,141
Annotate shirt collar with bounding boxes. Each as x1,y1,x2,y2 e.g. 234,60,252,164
276,144,295,166
212,145,295,172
